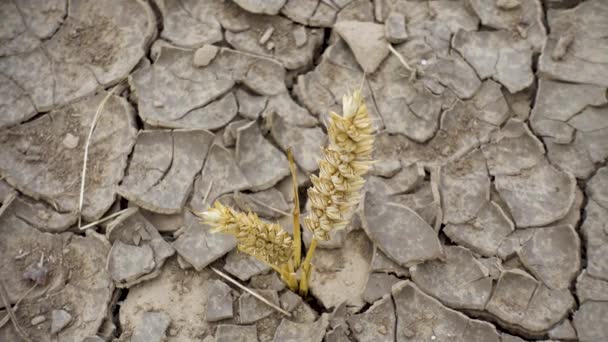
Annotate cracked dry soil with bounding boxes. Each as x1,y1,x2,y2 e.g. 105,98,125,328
1,0,608,341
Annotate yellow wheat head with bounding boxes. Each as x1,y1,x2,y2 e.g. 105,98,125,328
303,90,374,241
201,202,293,268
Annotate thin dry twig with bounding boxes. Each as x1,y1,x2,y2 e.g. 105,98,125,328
0,280,33,342
77,85,121,228
0,312,9,329
242,194,291,217
209,266,291,317
0,283,37,329
1,191,17,211
202,180,214,207
79,208,130,231
387,44,417,81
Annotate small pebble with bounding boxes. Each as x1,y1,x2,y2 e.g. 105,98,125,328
31,315,46,326
385,12,408,44
51,309,72,334
259,26,275,45
378,325,387,335
193,44,219,68
552,30,575,61
293,25,308,47
402,327,415,337
132,234,141,246
496,0,521,10
83,337,105,342
62,133,79,149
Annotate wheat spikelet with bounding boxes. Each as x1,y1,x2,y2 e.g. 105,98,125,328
201,202,293,268
303,90,374,241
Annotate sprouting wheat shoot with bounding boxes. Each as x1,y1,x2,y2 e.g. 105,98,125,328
303,90,374,241
201,202,293,269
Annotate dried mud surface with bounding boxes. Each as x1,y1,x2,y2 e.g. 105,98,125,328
1,0,607,341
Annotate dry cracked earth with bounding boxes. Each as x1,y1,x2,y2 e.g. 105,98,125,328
0,0,607,341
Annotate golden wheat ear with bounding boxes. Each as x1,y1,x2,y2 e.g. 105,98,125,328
199,201,299,290
298,90,375,297
200,201,293,267
303,90,375,241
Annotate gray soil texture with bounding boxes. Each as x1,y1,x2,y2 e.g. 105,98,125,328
1,0,607,341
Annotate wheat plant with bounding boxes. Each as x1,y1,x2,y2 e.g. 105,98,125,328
197,90,374,297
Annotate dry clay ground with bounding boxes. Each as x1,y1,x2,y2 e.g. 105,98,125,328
0,0,607,341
